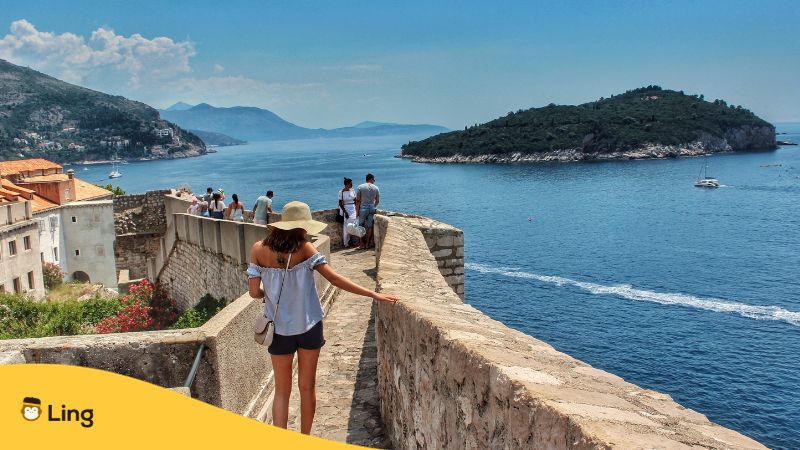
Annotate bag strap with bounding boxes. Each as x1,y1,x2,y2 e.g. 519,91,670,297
270,252,292,322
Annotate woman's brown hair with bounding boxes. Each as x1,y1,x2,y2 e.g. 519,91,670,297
263,228,307,254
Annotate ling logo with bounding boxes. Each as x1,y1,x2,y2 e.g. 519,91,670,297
22,397,42,421
20,397,94,427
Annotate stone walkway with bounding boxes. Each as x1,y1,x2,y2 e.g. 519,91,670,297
284,248,390,448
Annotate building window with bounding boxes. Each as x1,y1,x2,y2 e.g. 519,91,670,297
71,216,77,223
13,277,21,294
75,249,81,256
54,247,59,261
8,240,17,256
0,284,5,293
23,235,31,250
27,271,35,289
41,252,45,263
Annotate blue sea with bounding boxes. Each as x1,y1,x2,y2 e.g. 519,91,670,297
81,128,800,449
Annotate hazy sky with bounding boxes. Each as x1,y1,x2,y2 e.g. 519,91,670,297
1,1,798,129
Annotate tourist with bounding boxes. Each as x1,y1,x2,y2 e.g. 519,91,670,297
200,200,210,217
247,201,399,435
225,193,246,221
208,192,226,219
203,187,214,205
186,197,201,215
252,190,274,225
355,173,380,249
338,178,358,247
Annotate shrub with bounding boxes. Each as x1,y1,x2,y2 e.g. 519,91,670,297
170,294,229,330
0,293,123,339
94,280,179,333
42,263,64,290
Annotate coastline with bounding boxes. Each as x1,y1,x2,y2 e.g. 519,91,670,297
400,141,779,164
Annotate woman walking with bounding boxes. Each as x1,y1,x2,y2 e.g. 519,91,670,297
338,178,358,247
208,192,226,219
225,193,245,221
247,201,398,434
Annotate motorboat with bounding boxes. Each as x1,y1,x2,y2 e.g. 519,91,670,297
694,155,719,188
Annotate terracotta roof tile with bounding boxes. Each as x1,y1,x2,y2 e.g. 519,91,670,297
0,158,62,175
30,194,59,213
18,174,70,183
73,178,113,201
0,178,35,195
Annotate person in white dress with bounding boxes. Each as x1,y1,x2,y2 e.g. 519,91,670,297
338,178,358,247
225,193,245,221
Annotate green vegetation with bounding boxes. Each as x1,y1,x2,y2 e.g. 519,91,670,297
401,86,775,158
95,184,126,196
0,293,123,339
171,294,229,329
0,284,228,339
0,59,204,162
42,262,64,290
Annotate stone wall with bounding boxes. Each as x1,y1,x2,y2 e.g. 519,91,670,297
0,292,305,414
375,214,464,299
374,215,766,450
115,233,162,280
114,189,171,234
156,213,331,311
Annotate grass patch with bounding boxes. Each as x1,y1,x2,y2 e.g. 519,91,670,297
0,293,123,339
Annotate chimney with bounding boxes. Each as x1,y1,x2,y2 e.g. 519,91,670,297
67,169,75,180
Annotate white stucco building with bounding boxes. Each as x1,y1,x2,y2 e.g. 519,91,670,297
0,158,117,289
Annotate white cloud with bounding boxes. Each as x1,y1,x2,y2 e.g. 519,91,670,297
213,63,225,73
0,19,194,86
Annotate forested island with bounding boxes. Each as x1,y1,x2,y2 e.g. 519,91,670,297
0,59,205,163
401,86,776,163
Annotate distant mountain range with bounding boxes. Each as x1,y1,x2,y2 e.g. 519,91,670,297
159,103,448,142
0,59,204,162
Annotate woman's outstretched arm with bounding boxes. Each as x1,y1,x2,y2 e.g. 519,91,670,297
315,263,399,303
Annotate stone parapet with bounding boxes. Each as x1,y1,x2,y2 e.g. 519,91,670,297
374,216,765,450
375,213,464,299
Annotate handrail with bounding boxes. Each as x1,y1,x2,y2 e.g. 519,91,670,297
184,343,206,388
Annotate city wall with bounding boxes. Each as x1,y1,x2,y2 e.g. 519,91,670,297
372,214,765,450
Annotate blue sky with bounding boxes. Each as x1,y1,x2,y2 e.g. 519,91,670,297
1,1,798,129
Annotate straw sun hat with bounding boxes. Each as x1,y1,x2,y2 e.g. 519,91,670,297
269,201,327,234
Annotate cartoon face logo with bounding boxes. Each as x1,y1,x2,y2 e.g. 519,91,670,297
22,397,41,421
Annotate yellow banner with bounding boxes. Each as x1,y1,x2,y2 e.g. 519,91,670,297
0,364,361,449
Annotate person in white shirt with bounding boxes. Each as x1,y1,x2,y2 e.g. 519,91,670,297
338,178,358,247
208,192,226,219
186,197,201,215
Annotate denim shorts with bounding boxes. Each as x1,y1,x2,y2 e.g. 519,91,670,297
268,321,325,355
359,204,376,228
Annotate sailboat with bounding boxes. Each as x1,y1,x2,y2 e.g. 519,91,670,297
109,161,122,179
694,155,719,188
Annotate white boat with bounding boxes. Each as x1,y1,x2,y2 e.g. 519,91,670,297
694,155,719,188
109,162,122,179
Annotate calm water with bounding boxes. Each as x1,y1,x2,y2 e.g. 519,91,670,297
81,132,800,449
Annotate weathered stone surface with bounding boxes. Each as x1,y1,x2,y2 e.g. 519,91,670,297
374,216,766,450
280,249,389,447
0,350,25,364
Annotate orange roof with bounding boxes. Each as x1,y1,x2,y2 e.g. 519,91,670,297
19,174,70,183
30,193,59,213
0,178,35,195
0,158,62,176
73,177,113,201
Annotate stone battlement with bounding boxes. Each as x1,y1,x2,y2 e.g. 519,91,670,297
372,214,765,449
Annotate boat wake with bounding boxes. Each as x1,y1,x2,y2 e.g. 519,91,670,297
466,263,800,327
